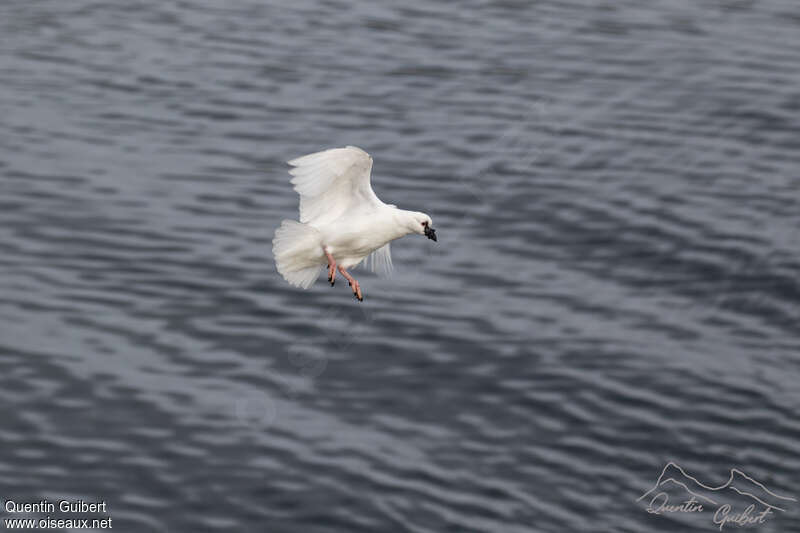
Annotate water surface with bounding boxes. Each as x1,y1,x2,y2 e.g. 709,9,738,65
1,1,799,531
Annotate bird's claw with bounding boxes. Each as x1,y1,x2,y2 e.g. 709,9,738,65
327,263,336,286
333,263,362,302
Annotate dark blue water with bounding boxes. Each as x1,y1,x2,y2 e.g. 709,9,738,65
1,1,799,531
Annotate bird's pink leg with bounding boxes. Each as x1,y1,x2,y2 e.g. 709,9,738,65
337,266,363,302
324,247,336,286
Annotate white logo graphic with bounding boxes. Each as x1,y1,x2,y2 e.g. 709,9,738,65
637,462,796,530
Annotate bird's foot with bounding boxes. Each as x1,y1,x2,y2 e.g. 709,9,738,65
324,247,336,286
327,263,336,286
338,265,363,302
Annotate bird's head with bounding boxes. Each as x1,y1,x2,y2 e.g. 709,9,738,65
409,212,437,242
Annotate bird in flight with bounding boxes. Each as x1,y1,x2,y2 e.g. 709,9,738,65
273,146,437,301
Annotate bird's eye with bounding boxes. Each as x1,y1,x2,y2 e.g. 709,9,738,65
421,221,427,227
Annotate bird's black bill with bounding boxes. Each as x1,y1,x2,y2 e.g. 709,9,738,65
424,226,437,242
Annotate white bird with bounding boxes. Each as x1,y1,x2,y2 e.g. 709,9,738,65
272,146,437,301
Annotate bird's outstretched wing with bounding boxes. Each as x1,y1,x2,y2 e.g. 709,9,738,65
288,146,384,226
363,243,393,277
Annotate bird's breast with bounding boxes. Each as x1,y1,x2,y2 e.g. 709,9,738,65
317,209,406,258
325,231,379,256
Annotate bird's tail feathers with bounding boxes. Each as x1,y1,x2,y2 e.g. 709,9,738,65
272,220,324,289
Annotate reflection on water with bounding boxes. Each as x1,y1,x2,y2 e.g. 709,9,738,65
1,0,799,531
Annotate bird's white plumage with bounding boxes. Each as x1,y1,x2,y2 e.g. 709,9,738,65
271,220,323,288
363,242,393,276
273,146,433,290
288,146,384,226
285,146,393,276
